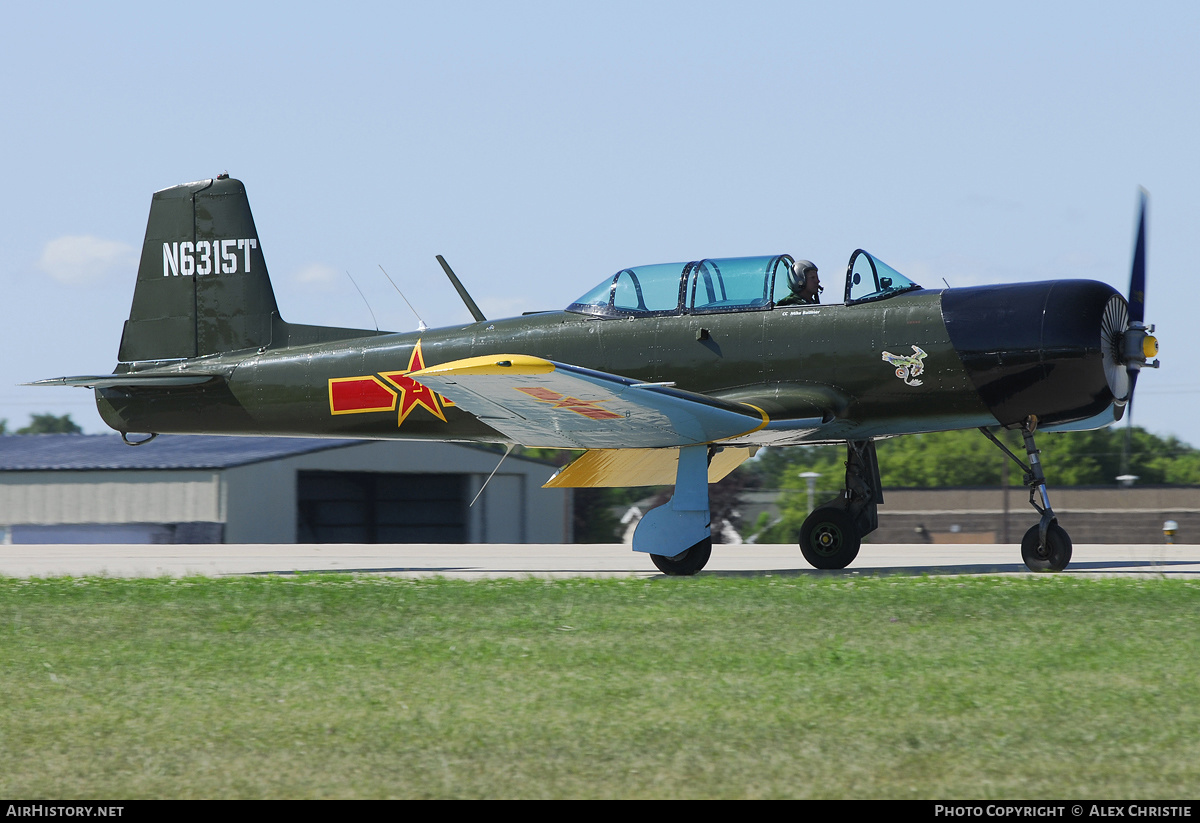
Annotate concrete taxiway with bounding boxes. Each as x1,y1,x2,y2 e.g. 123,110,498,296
0,542,1196,579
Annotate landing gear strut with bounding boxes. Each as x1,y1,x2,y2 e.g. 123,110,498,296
980,416,1073,572
798,440,882,569
634,444,714,576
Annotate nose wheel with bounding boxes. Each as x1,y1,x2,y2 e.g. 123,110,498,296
1020,523,1073,572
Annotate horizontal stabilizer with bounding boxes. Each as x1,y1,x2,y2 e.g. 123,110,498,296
27,374,221,389
409,354,769,449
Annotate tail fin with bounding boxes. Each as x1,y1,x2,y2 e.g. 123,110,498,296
118,176,381,362
119,176,278,361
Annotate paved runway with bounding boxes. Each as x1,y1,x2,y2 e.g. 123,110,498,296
0,542,1196,579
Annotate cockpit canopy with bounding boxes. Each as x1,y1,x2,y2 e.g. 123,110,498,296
567,255,794,318
566,251,920,318
844,249,922,305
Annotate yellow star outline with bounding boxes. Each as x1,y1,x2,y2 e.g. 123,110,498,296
381,340,449,426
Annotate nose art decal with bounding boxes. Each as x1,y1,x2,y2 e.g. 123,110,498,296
881,345,928,387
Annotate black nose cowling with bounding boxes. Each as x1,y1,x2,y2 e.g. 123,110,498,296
942,280,1121,428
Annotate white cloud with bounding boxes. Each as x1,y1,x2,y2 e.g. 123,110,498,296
293,263,342,288
37,235,137,285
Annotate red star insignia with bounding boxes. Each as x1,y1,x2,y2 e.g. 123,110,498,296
381,340,448,426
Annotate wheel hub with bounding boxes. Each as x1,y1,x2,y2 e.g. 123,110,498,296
814,526,841,553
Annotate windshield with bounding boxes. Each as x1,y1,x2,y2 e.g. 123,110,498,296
845,250,922,305
567,255,792,318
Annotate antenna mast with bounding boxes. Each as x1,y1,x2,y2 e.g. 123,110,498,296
378,265,428,331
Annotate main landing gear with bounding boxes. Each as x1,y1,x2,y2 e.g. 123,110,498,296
980,416,1073,572
634,444,716,576
798,440,883,569
634,439,883,574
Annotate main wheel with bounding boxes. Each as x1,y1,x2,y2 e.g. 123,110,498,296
799,506,861,569
1020,523,1073,572
650,538,712,576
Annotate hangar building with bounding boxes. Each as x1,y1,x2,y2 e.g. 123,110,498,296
0,434,570,544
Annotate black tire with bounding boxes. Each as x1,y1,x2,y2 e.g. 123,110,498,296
1021,523,1073,572
650,538,712,576
799,506,861,569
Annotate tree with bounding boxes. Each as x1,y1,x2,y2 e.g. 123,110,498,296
876,430,1014,487
17,413,83,434
572,487,627,543
738,445,846,544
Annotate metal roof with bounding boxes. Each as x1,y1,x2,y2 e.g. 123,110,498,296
0,434,363,471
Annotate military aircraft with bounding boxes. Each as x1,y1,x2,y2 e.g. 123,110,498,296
34,176,1158,574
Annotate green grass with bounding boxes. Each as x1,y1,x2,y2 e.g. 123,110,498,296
2,574,1198,798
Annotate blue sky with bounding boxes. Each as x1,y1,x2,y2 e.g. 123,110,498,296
3,1,1197,452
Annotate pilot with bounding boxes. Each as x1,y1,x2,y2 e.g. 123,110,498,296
777,259,821,306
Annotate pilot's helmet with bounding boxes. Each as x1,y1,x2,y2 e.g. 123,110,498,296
789,259,818,292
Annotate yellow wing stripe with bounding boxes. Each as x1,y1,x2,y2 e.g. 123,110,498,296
410,354,556,379
723,402,769,441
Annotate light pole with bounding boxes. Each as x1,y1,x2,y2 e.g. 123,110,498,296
799,471,821,514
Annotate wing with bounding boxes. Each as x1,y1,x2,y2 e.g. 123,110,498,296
408,354,768,449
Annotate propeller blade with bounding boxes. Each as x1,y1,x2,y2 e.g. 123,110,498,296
1124,189,1150,404
1128,188,1148,324
1125,370,1138,417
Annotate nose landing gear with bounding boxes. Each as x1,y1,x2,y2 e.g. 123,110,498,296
980,416,1073,572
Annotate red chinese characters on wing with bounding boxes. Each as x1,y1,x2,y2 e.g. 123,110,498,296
515,386,623,420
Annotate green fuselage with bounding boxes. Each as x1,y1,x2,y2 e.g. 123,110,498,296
84,176,1122,448
96,288,998,445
